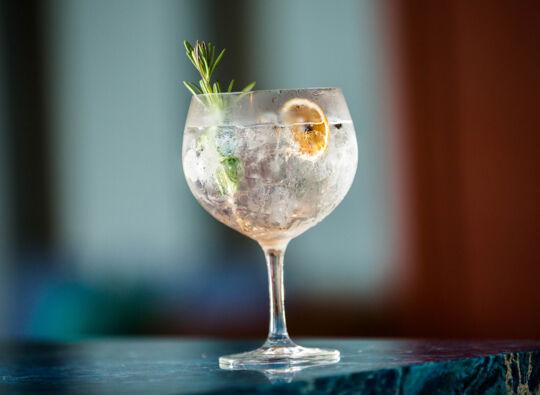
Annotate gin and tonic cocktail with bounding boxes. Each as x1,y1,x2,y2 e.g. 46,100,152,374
182,87,358,368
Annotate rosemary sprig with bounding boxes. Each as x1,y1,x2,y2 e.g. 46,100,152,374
183,40,254,197
182,40,255,108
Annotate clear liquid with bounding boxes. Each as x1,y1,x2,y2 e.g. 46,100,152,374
182,121,358,246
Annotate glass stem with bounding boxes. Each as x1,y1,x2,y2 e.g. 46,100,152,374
263,245,295,348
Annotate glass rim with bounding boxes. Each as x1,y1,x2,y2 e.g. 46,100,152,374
194,86,342,98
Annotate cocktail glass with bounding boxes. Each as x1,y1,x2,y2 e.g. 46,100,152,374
182,87,358,368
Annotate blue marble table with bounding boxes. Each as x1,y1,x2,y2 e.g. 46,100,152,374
0,338,539,394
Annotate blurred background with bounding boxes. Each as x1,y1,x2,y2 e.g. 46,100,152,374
0,0,538,340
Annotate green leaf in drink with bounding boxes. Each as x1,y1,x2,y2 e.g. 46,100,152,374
183,40,255,194
214,156,242,196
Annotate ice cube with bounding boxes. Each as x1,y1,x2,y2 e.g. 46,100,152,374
215,126,237,157
259,111,279,124
183,149,205,183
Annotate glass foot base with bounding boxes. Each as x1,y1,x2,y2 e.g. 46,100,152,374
219,344,340,369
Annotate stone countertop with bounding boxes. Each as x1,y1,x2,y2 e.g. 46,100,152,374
0,338,538,394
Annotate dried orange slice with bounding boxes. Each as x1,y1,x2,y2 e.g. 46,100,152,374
281,98,330,161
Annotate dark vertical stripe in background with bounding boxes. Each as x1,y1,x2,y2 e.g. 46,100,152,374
0,0,54,254
205,0,258,258
210,0,252,92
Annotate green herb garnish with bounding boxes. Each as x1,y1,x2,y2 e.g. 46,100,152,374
183,40,253,196
183,40,255,107
221,157,241,185
214,157,242,196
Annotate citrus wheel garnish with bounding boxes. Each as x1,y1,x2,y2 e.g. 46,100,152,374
281,98,330,161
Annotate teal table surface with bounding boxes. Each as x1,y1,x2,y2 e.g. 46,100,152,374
0,338,539,394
